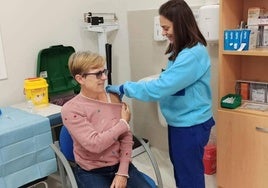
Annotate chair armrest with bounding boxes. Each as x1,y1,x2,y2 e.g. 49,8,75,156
134,136,163,188
50,142,78,188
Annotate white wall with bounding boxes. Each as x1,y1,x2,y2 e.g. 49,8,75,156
0,0,131,106
126,0,205,10
0,0,209,104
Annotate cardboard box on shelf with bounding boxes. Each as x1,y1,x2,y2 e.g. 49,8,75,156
250,83,267,103
240,82,250,100
247,7,265,26
258,17,268,25
248,26,259,49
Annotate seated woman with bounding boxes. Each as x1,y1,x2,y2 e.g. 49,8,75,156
61,51,152,188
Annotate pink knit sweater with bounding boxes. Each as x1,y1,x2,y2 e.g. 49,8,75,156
61,93,133,176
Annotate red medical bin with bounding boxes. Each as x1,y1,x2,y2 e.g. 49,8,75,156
203,144,216,175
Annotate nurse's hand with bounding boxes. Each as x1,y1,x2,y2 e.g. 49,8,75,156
106,85,124,100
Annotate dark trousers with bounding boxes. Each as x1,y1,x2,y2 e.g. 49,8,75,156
168,117,215,188
74,163,153,188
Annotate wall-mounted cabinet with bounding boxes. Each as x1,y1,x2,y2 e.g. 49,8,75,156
217,0,268,187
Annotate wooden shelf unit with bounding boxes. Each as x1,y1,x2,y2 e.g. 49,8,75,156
217,0,268,187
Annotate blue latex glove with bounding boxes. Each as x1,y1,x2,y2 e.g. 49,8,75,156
106,85,124,100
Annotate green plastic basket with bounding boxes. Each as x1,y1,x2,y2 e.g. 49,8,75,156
221,94,242,109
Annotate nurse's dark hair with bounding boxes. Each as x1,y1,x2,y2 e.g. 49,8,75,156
159,0,207,61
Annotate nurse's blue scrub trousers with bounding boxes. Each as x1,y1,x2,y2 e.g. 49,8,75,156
168,117,215,188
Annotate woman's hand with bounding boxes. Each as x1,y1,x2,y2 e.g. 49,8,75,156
110,174,127,188
121,102,131,123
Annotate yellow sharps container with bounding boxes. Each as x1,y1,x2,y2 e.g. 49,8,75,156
24,77,48,106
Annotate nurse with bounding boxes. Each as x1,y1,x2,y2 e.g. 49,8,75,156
106,0,215,187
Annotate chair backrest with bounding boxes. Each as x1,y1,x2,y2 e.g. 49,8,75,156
59,126,75,162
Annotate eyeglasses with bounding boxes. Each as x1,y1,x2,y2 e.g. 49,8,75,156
82,69,109,79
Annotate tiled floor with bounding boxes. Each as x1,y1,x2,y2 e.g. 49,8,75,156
45,147,217,188
132,147,217,188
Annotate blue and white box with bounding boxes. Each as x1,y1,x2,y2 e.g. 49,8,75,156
241,29,251,50
224,30,235,50
233,30,242,50
224,29,251,51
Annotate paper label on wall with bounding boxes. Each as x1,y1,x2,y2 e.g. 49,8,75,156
0,28,7,80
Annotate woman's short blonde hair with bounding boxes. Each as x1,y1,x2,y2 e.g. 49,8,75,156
68,51,105,77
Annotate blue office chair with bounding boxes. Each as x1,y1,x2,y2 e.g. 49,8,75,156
50,126,163,188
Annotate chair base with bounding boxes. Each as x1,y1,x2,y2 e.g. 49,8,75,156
18,177,48,188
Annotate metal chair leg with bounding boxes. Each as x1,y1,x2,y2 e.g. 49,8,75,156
134,136,163,188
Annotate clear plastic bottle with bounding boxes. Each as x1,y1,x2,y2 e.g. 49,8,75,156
26,100,35,113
